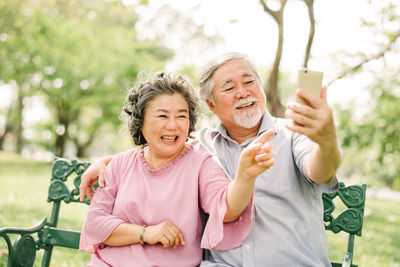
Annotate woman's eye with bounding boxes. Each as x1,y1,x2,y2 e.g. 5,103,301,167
158,115,167,118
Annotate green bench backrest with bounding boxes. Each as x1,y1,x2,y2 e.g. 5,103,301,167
323,182,367,267
0,158,366,267
0,158,90,267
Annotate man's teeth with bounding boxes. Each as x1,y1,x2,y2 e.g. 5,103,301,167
237,102,254,109
161,136,176,141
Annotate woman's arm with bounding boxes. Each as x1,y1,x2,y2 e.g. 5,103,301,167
104,221,185,248
81,156,185,249
79,155,114,201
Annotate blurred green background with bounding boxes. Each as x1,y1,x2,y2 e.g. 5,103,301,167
1,0,400,265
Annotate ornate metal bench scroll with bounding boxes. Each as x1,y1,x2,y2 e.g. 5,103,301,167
0,158,90,267
323,182,367,267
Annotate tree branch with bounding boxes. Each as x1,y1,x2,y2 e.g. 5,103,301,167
303,0,315,68
259,0,287,22
328,29,400,86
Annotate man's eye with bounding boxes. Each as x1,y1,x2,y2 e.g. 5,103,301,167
245,80,254,85
224,87,234,92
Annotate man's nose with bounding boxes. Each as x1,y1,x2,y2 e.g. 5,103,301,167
235,84,249,98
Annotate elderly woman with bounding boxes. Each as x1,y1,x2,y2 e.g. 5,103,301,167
79,72,274,266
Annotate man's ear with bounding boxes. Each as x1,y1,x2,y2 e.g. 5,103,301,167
206,99,216,113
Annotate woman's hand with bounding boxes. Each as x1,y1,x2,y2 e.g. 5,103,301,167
144,221,185,248
79,156,112,201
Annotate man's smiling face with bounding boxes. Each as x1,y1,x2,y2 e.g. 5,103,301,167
207,58,266,130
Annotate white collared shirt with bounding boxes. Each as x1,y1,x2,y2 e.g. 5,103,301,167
194,109,338,267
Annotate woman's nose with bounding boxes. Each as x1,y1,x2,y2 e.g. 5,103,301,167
166,118,177,129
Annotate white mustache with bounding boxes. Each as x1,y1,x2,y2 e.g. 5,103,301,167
233,97,258,109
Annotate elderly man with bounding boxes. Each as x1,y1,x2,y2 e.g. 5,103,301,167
80,52,341,266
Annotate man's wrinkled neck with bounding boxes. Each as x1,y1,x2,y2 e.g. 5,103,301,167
225,120,262,144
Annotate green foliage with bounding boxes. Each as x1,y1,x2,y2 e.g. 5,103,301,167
0,0,172,157
334,0,400,189
337,70,400,189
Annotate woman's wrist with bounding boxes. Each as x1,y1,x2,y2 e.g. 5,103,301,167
139,225,148,245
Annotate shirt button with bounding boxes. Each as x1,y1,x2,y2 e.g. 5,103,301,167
245,244,250,250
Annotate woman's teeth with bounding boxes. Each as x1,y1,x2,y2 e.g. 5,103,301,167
161,136,177,141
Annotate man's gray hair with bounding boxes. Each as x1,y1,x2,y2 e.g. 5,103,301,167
198,52,262,104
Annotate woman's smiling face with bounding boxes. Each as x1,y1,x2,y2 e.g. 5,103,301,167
141,93,190,161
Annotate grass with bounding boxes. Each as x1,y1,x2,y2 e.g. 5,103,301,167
327,197,400,266
1,151,400,266
0,151,90,267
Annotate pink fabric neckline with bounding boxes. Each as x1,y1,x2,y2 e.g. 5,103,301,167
139,144,193,175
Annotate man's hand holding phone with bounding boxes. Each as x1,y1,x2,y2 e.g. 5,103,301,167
285,68,336,146
285,68,342,184
295,68,323,105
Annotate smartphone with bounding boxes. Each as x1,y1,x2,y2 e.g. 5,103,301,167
296,68,323,104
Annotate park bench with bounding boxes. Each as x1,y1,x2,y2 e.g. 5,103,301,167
0,157,366,267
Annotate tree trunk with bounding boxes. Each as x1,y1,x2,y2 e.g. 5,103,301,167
54,106,70,157
259,0,287,118
265,15,285,117
76,145,85,158
74,130,97,158
15,87,24,153
55,125,68,157
0,107,14,150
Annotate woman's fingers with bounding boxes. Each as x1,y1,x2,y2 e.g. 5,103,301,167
154,221,185,248
167,228,180,248
160,234,171,248
178,230,185,246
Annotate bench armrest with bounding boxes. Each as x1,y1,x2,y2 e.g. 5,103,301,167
0,217,47,267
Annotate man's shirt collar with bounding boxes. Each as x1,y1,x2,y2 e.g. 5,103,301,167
209,109,276,145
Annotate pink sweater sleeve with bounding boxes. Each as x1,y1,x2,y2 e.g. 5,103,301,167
199,156,253,251
79,158,125,253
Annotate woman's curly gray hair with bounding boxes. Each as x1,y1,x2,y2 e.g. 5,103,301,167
122,71,199,146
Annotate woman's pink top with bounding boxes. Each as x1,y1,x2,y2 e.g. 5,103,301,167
79,144,253,267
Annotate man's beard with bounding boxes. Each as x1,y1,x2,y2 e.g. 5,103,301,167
233,97,263,129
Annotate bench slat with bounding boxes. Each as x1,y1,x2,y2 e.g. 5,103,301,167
41,228,81,249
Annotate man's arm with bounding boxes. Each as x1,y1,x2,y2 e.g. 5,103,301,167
285,87,341,184
224,129,275,222
79,155,114,201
